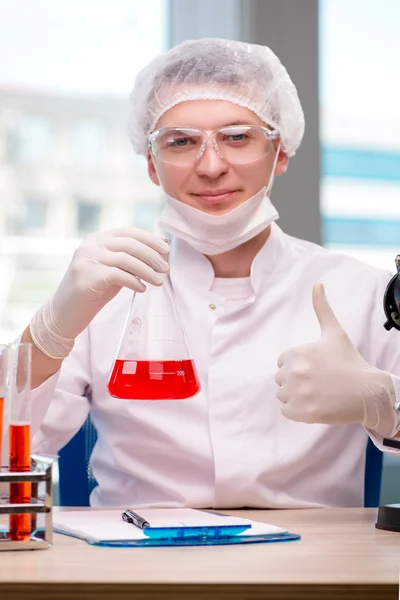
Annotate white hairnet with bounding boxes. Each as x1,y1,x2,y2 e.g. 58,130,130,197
128,38,305,158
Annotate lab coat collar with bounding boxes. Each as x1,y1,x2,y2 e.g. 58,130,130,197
171,222,289,295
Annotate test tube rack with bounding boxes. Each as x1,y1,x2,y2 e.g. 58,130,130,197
0,454,54,551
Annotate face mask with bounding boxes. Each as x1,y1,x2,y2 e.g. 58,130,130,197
158,186,279,255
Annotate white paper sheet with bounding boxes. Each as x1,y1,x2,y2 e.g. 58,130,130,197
54,508,287,543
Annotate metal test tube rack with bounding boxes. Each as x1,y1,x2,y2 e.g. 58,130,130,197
0,454,54,551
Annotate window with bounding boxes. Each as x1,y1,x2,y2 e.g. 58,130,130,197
9,116,52,164
0,0,167,340
72,120,106,166
77,200,101,235
320,0,400,272
133,201,162,232
7,196,48,236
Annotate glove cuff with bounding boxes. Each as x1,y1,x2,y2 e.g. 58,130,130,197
362,369,400,438
30,299,75,360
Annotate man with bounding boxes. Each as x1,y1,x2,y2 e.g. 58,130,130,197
17,38,400,508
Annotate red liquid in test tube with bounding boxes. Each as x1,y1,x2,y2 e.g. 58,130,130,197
7,343,32,542
108,359,200,400
0,345,7,464
0,396,3,465
9,423,31,541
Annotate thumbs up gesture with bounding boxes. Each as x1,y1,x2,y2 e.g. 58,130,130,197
275,283,398,436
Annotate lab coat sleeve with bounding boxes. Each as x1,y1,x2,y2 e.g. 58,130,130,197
31,326,91,456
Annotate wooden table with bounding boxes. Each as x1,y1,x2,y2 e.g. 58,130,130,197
1,508,400,600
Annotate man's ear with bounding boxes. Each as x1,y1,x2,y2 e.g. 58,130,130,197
275,149,289,176
148,154,160,186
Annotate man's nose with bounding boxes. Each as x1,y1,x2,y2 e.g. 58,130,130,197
195,141,229,178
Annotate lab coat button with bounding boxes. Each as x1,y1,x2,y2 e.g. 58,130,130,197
209,303,217,310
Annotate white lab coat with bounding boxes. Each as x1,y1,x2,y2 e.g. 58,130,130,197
30,223,400,508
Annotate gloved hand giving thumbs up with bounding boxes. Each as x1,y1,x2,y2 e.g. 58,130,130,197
275,283,399,438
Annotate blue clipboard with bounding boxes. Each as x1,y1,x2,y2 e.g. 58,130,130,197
86,529,301,547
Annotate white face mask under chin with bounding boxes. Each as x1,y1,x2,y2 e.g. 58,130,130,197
158,185,279,256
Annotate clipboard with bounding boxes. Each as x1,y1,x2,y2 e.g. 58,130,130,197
53,508,301,547
84,531,301,547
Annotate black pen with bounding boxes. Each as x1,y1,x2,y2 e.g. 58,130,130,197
122,509,150,529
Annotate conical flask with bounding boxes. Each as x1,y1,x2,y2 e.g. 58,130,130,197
108,260,201,401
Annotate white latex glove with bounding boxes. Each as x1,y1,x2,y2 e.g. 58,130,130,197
30,227,171,359
275,283,399,438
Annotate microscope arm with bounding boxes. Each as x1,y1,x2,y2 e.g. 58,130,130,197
382,255,400,448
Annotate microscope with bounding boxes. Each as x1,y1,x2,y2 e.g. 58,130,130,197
375,255,400,531
383,255,400,333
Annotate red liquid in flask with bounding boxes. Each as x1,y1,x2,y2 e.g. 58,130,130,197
0,397,3,465
108,359,200,400
9,423,31,541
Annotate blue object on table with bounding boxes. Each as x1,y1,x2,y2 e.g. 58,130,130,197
143,525,251,539
87,531,301,547
58,417,383,508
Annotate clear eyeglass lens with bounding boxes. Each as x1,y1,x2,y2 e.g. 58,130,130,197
216,126,273,164
156,128,202,154
151,126,275,165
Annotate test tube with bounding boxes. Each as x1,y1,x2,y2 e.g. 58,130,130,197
8,342,32,542
0,345,8,468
